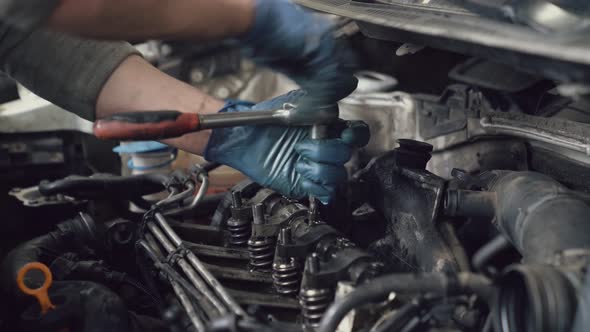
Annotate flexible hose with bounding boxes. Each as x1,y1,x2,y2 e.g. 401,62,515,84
472,235,512,272
371,300,423,332
316,273,492,332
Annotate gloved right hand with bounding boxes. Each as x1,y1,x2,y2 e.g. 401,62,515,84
237,0,358,107
205,90,370,203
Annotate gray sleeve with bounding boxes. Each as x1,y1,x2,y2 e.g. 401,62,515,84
0,0,60,31
0,25,139,121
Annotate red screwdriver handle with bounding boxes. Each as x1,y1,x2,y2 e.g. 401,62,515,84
94,111,201,140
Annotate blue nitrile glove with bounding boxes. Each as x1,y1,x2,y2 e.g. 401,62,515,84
204,90,370,203
238,0,358,107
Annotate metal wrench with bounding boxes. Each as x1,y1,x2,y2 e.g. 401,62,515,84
94,103,338,141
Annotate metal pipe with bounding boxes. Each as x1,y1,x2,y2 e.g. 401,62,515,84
156,183,195,208
308,124,329,223
144,233,166,259
164,174,209,216
182,175,210,211
146,222,227,315
154,212,246,316
199,109,291,129
137,240,212,325
199,103,338,129
169,278,206,332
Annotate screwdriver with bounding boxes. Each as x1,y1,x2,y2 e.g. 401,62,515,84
94,104,338,141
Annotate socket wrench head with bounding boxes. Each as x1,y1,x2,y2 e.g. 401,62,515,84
285,103,339,126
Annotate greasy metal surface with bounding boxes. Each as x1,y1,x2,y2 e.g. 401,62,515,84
341,87,590,177
359,151,460,273
228,289,300,309
477,111,590,155
9,186,81,207
187,243,250,260
203,263,274,284
199,109,291,128
295,0,590,81
199,103,339,129
512,0,590,33
169,222,224,244
376,0,474,15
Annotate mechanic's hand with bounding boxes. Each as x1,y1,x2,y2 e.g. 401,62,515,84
238,0,358,107
204,90,369,203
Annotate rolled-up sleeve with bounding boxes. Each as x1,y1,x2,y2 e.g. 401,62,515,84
0,25,139,121
0,0,140,121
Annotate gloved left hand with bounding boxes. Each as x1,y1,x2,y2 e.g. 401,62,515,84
204,90,370,203
237,0,358,107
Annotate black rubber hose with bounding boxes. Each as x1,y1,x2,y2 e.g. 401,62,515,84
39,173,170,200
316,273,492,332
472,235,512,272
372,300,423,332
572,267,590,332
19,280,168,332
1,214,98,302
482,171,590,262
494,264,578,332
444,189,496,219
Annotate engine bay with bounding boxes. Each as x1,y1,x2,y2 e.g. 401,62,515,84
2,2,590,332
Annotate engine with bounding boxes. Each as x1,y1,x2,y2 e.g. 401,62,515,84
2,123,589,332
3,4,590,331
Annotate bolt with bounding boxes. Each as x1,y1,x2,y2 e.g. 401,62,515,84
190,68,205,83
216,87,231,99
231,191,243,208
309,198,320,224
252,204,266,225
306,253,320,275
451,168,468,181
279,227,292,245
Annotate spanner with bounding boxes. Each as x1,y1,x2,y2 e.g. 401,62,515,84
94,103,338,141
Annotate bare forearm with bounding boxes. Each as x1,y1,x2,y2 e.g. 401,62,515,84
48,0,255,40
97,55,225,155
